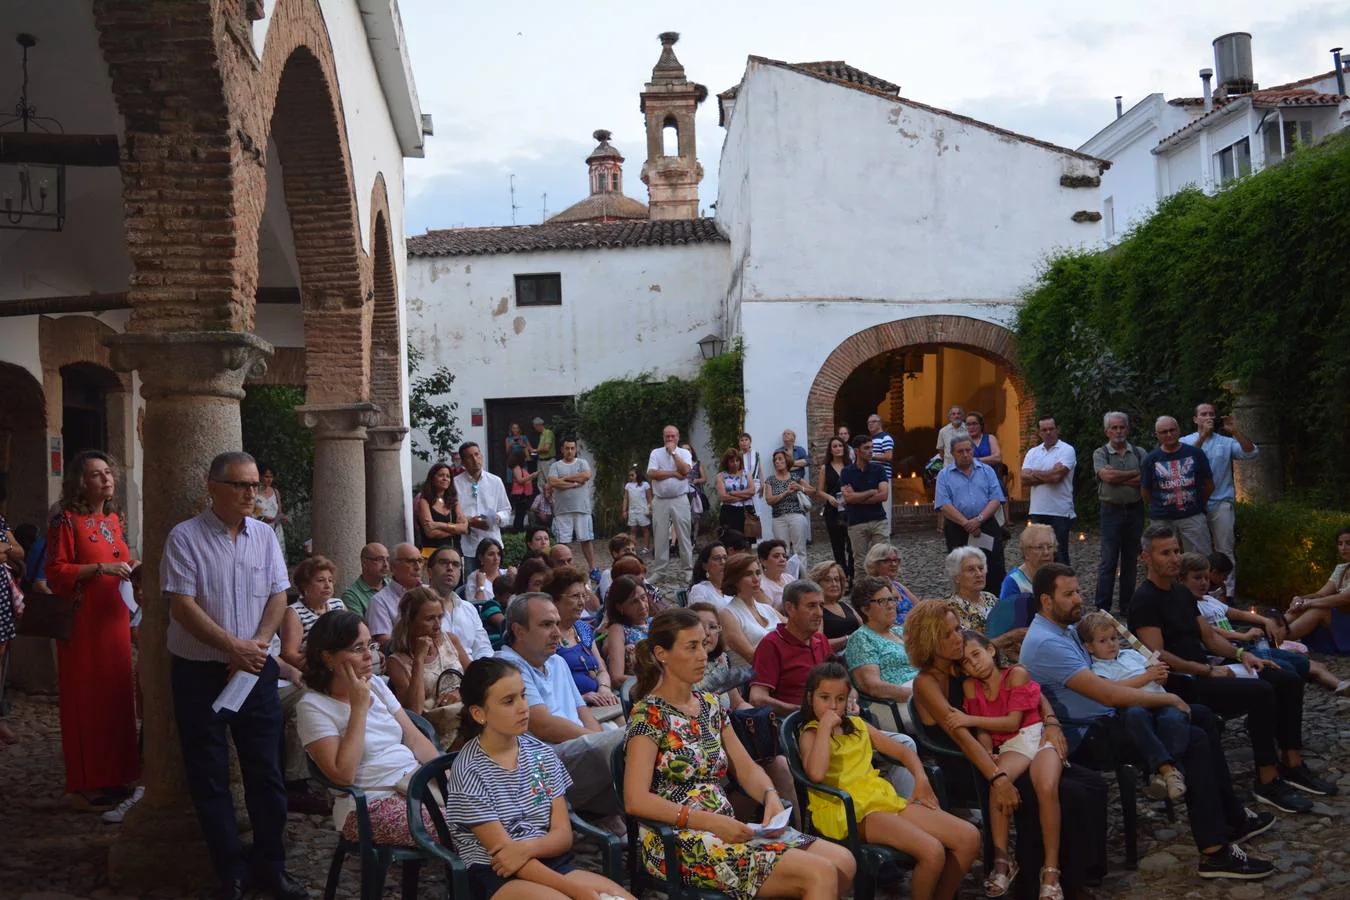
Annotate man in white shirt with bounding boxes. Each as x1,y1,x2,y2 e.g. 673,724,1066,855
365,543,424,643
1021,415,1077,565
452,441,511,575
1181,402,1259,595
547,438,596,571
646,425,694,580
496,593,622,815
425,545,492,659
936,405,968,467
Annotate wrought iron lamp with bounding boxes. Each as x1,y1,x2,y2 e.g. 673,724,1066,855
697,333,726,360
1,34,65,231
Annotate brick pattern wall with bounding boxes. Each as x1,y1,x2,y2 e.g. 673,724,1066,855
369,205,402,426
804,315,1035,494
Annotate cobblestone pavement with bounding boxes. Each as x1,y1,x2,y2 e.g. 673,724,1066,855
6,526,1347,899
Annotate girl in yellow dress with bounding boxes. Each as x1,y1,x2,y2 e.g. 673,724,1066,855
799,662,980,900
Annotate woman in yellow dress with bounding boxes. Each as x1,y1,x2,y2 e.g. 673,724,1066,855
799,662,980,900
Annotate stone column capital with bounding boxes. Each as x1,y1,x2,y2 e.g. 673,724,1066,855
298,402,381,440
366,425,409,451
106,331,273,400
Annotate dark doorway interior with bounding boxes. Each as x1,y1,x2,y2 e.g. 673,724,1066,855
484,396,570,480
61,363,118,462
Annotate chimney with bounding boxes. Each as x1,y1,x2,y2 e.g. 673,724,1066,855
1334,47,1346,96
1200,68,1214,113
1114,95,1123,118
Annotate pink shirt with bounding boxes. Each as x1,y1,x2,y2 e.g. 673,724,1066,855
963,667,1043,748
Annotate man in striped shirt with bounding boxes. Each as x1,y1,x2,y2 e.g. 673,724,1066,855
867,414,895,534
161,451,306,900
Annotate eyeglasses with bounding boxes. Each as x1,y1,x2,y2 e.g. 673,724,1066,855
215,480,261,493
394,556,424,566
343,640,381,655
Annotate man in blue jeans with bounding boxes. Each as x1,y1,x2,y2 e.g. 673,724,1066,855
1021,562,1275,882
1092,411,1147,614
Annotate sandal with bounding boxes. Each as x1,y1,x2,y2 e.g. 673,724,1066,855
1039,866,1063,900
984,856,1018,898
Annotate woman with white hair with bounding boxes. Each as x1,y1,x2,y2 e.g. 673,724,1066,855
988,523,1057,637
943,546,997,633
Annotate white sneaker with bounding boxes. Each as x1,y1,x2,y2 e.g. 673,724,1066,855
102,786,145,824
1334,680,1350,697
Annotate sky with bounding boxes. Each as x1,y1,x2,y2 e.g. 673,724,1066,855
398,0,1345,235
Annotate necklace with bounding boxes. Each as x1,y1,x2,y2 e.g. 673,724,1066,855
560,625,576,647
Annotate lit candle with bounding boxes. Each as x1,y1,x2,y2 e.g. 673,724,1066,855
1077,532,1087,542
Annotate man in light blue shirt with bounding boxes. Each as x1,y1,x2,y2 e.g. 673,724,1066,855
497,593,622,814
935,436,1007,591
1180,403,1258,593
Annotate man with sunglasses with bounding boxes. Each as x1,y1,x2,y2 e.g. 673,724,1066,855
161,451,307,900
365,543,427,644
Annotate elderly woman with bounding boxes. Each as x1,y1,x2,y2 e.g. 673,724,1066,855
279,556,346,668
689,541,729,609
298,610,442,845
718,552,785,668
757,539,792,611
844,576,919,715
46,450,140,810
550,565,621,716
763,450,811,558
944,547,997,634
990,524,1057,638
809,560,861,652
1286,527,1350,642
863,543,921,625
716,447,758,537
907,600,1108,900
623,608,857,899
387,586,468,746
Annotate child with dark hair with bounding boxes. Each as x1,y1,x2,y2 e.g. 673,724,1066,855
799,661,977,900
446,658,633,900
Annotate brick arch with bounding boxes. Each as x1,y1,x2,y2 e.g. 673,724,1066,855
805,314,1034,461
257,9,371,406
368,176,402,427
39,317,132,393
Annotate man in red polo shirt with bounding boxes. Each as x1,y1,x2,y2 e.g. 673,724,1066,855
750,580,832,714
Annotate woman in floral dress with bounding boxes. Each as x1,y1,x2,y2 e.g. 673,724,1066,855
622,608,856,899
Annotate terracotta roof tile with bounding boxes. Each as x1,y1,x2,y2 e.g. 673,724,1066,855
1156,89,1344,148
795,61,900,95
408,218,726,257
747,56,1108,167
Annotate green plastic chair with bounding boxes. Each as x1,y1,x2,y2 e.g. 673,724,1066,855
407,749,625,889
306,710,459,900
778,710,914,900
610,740,731,900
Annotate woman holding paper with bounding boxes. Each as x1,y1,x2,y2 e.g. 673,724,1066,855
46,450,141,811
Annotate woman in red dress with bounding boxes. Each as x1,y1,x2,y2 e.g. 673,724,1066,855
46,450,141,809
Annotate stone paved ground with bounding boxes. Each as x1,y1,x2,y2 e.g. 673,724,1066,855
6,525,1347,899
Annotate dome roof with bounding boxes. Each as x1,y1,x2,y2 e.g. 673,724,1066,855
547,192,649,224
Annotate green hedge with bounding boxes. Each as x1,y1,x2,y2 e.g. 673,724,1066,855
1016,130,1350,513
1234,501,1350,607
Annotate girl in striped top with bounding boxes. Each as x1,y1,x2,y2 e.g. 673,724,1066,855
445,658,634,900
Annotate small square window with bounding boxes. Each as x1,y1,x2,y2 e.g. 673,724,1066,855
515,273,562,307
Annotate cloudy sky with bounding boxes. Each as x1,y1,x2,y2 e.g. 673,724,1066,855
398,0,1344,235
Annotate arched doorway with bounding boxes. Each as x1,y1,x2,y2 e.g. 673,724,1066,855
0,363,48,532
806,315,1034,510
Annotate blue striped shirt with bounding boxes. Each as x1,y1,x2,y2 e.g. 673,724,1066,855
871,431,895,479
444,734,572,866
161,509,290,662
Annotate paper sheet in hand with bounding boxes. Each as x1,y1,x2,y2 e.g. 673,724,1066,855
967,531,995,551
1225,663,1259,679
747,805,793,836
118,579,139,615
212,670,259,713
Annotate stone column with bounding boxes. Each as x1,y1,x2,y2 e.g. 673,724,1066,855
104,331,272,891
365,425,409,548
1225,379,1283,502
299,403,379,571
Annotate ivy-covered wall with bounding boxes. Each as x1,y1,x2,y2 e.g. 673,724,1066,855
1015,130,1350,511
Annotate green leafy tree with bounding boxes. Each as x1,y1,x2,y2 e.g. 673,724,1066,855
240,385,312,560
697,338,745,459
408,345,462,462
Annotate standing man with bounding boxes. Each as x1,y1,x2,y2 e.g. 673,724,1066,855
1140,417,1214,555
841,436,889,582
161,452,306,900
339,542,388,617
1093,413,1147,614
867,414,895,534
646,425,694,581
531,416,556,477
424,545,492,660
365,543,425,643
547,438,596,572
1181,403,1257,594
935,436,1007,592
453,441,511,576
936,405,968,468
1022,414,1076,564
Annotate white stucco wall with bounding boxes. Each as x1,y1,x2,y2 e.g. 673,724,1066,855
405,242,730,462
717,62,1102,305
